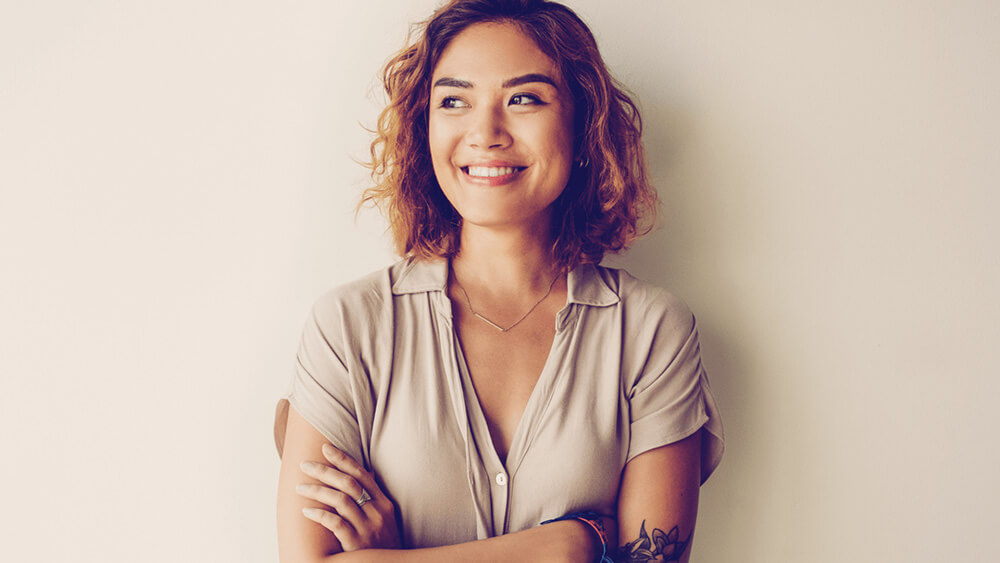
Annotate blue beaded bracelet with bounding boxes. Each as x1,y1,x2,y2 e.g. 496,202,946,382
540,510,616,563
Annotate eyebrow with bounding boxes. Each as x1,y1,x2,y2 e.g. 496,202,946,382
432,73,559,90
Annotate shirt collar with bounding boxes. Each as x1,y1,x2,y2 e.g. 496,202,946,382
391,256,620,307
390,257,449,295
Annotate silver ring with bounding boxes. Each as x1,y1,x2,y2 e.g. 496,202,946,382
354,489,372,507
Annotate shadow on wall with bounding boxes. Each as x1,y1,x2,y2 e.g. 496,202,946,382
604,88,762,552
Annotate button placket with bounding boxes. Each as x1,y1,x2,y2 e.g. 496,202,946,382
490,467,509,533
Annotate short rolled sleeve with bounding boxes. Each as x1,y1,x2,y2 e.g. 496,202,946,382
625,292,725,484
273,298,367,465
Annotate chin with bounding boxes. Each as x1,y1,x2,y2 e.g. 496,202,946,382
458,206,553,232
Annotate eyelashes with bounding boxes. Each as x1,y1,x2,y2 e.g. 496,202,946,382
436,93,545,109
509,93,543,105
438,97,468,109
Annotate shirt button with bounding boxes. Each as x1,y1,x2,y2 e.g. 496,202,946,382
495,472,507,486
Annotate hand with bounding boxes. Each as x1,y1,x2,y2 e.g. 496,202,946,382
297,443,401,551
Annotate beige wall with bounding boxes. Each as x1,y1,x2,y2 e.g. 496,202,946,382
2,1,997,561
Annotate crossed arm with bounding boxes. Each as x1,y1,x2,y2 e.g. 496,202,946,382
277,405,702,563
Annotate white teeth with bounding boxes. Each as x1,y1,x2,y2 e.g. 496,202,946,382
466,166,518,177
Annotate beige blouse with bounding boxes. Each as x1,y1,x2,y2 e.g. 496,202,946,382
274,257,724,548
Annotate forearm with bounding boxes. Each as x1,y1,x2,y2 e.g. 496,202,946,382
322,520,596,563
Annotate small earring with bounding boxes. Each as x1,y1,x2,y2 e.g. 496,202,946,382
577,156,589,168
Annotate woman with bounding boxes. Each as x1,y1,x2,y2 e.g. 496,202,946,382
273,0,724,561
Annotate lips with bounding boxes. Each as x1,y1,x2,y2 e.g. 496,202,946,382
463,165,526,177
460,165,526,186
456,158,527,186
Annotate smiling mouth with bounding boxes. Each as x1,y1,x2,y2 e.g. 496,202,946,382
462,165,527,178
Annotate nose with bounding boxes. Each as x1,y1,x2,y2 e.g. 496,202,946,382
465,105,512,149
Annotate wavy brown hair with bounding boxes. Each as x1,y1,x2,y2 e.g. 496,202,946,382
361,0,659,270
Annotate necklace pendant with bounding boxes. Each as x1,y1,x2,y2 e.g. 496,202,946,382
474,312,509,332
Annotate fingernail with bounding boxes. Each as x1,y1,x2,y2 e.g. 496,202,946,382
300,461,314,471
302,507,319,518
322,443,334,454
295,484,309,494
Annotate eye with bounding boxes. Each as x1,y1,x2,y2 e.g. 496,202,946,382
509,93,543,106
438,96,469,109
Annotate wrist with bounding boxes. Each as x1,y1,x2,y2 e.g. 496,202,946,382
562,519,602,562
540,511,616,563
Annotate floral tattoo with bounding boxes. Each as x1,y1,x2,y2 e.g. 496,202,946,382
617,520,691,562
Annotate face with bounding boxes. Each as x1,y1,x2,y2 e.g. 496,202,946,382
428,22,575,233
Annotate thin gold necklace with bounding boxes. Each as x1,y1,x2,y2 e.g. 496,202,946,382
450,264,561,333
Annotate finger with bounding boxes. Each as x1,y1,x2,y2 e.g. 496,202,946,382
300,459,368,506
302,508,361,551
295,481,369,524
321,444,387,504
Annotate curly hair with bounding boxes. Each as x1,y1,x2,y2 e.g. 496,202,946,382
361,0,659,270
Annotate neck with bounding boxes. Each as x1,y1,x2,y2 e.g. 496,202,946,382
451,221,561,295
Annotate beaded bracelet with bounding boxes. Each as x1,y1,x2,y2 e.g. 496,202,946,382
540,510,616,563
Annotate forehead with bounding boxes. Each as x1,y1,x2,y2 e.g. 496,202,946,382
432,22,561,83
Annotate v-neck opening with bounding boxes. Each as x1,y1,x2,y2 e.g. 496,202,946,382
451,327,563,475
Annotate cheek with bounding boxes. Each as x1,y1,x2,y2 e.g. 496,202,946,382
427,119,444,161
549,121,576,194
427,120,457,175
541,107,574,155
534,117,575,174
